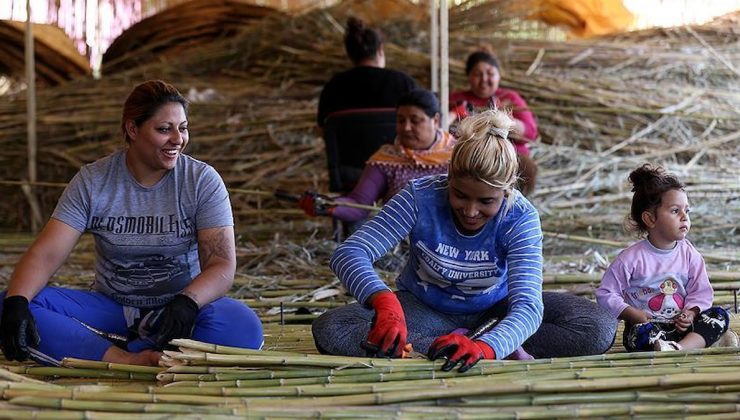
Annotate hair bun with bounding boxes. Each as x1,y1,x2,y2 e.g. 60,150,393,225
487,126,508,140
346,17,364,33
628,164,662,192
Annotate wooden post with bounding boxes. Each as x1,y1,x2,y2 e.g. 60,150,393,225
440,0,449,128
430,0,449,127
24,0,42,233
430,0,438,93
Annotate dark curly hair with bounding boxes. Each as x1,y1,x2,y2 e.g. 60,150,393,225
627,163,685,235
344,17,383,64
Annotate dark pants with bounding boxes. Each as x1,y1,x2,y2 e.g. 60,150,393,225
623,306,729,352
312,291,616,359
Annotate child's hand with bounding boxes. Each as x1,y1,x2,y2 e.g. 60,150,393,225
619,306,650,325
635,310,651,324
674,310,696,332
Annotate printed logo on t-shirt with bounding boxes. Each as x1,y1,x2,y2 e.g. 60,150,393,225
413,241,503,298
101,255,192,307
625,274,687,320
90,214,193,237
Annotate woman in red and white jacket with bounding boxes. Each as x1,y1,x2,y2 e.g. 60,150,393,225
450,51,539,195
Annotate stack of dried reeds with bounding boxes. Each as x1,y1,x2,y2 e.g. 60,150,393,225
101,0,283,74
0,4,738,412
0,1,736,314
0,20,90,87
2,5,737,234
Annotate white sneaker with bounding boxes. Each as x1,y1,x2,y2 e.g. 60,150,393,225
712,330,739,348
654,339,682,352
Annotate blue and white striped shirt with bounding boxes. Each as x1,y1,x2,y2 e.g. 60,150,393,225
330,174,544,359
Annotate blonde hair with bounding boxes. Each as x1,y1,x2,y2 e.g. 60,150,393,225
449,109,519,192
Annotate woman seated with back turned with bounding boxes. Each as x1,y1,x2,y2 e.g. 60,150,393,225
316,17,417,130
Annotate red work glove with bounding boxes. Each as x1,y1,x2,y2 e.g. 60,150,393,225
453,101,470,120
361,291,407,358
427,333,495,373
298,191,333,217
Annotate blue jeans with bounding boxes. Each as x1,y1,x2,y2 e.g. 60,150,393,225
0,287,263,365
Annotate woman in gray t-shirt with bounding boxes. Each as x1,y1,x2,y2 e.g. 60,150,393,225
0,80,263,366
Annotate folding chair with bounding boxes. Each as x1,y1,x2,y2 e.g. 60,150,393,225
322,108,397,193
322,108,397,240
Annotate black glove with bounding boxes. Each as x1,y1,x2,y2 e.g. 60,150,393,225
298,191,333,217
154,294,199,350
1,296,40,361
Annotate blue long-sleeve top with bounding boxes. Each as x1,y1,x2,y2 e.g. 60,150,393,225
330,174,544,359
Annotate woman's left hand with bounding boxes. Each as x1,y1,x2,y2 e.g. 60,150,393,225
674,309,696,332
154,294,199,349
427,333,495,373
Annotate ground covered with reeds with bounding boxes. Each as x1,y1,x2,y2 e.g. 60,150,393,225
0,0,738,417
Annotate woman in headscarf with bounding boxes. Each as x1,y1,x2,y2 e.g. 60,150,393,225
300,89,455,223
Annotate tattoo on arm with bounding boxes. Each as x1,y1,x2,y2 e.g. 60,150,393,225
199,228,234,268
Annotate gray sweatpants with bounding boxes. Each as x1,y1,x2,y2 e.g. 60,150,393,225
312,291,617,359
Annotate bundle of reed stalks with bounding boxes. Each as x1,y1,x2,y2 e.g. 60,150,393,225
1,339,740,417
1,6,736,251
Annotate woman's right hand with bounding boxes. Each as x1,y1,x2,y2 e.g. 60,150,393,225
0,296,40,361
298,191,334,217
362,291,407,358
1,220,81,362
452,101,470,120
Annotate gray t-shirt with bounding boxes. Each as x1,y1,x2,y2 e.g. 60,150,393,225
52,150,233,308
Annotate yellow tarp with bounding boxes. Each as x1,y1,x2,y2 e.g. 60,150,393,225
531,0,635,37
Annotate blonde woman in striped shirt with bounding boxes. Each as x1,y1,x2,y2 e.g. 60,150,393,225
313,110,616,371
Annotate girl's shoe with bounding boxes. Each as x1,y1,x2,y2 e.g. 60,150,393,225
712,330,739,347
653,339,682,352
